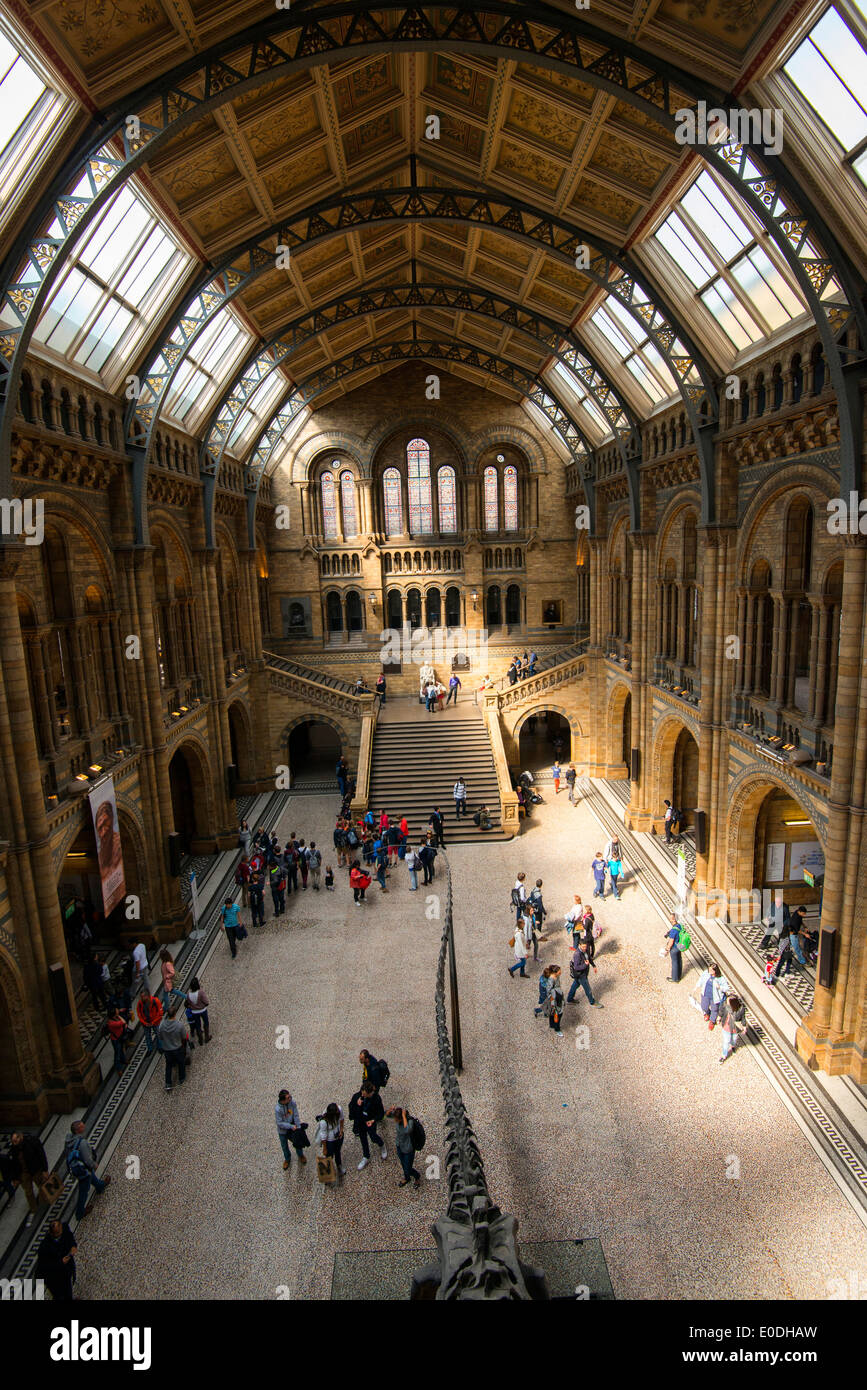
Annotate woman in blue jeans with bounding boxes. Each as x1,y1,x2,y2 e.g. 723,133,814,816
315,1103,345,1177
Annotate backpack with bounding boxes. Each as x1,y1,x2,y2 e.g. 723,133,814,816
66,1137,89,1180
374,1058,390,1089
671,807,682,827
347,829,359,847
676,925,692,952
510,887,522,908
409,1116,426,1151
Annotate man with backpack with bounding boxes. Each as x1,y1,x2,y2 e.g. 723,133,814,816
349,1082,388,1170
663,799,676,844
565,763,577,802
64,1121,111,1220
269,861,286,916
418,840,437,885
359,1049,390,1093
249,872,266,927
428,807,446,848
511,872,527,925
307,841,322,890
665,910,690,982
567,940,602,1006
453,776,467,818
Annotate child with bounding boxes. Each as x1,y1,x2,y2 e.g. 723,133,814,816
762,952,778,987
552,760,561,793
325,865,334,891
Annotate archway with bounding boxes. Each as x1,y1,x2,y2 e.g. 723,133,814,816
621,692,632,772
326,591,342,633
57,806,147,953
672,727,699,831
346,590,363,632
486,584,501,627
406,587,422,628
228,700,255,783
518,709,571,775
445,585,461,627
426,587,441,627
287,719,342,787
726,777,824,926
386,589,402,629
505,584,521,628
168,743,212,852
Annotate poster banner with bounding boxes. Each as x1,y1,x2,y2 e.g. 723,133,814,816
88,777,126,917
765,842,786,882
789,840,825,880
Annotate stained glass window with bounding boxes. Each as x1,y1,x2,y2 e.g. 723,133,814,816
407,437,433,534
437,466,457,533
503,465,518,531
321,472,338,538
383,467,403,537
483,465,499,532
340,470,358,537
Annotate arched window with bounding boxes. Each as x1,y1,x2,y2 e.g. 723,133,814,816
340,471,358,537
437,465,457,533
503,465,518,531
322,472,338,539
383,467,403,537
407,437,433,534
483,466,498,532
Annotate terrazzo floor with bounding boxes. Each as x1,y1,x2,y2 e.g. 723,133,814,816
74,787,867,1300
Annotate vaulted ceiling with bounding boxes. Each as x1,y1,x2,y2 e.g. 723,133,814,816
24,0,798,415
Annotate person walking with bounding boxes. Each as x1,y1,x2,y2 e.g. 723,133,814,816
544,967,565,1038
131,939,149,992
350,860,370,905
374,841,389,893
158,949,184,1006
534,964,557,1017
136,988,163,1054
564,894,584,947
104,1004,130,1074
185,977,211,1047
284,841,299,894
375,672,387,705
695,963,728,1029
719,995,747,1064
269,860,286,916
36,1220,77,1302
235,854,252,908
64,1121,111,1220
82,952,108,1012
773,920,795,979
565,763,577,802
9,1131,49,1228
238,820,253,856
221,896,242,957
446,673,461,706
275,1089,308,1170
315,1103,345,1178
528,879,547,945
507,919,529,978
665,911,685,982
297,839,309,890
521,904,540,964
604,836,624,899
591,852,607,899
567,940,602,1006
249,872,266,927
386,821,401,863
453,776,467,819
336,757,348,798
350,1082,388,1169
157,1003,189,1093
428,807,446,848
386,1106,422,1187
511,871,528,925
663,799,675,844
552,760,562,794
418,840,437,885
406,845,420,892
308,842,322,891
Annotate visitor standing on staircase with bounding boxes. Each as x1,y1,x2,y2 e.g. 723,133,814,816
453,776,467,818
429,807,446,848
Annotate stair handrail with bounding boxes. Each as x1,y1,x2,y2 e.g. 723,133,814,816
481,700,519,837
263,650,359,696
487,644,589,711
349,695,380,820
489,638,589,694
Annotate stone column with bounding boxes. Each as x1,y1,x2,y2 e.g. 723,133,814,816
797,539,865,1074
811,601,829,724
25,632,55,757
0,546,100,1113
68,624,92,736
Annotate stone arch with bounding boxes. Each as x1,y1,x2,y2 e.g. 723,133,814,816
736,463,839,585
115,804,153,930
168,735,217,851
290,429,369,482
652,711,700,819
227,698,255,783
725,770,827,913
279,712,350,786
656,489,702,572
363,409,472,473
468,422,546,473
606,681,632,767
0,946,40,1095
514,703,583,746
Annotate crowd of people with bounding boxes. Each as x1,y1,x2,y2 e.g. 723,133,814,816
275,1049,426,1190
505,874,606,1039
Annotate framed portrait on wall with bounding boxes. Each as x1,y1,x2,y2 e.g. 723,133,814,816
280,596,312,638
542,600,562,624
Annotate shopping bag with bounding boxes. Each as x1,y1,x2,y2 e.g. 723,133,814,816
39,1172,63,1204
316,1154,338,1184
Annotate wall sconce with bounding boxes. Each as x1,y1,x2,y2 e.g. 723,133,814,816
471,590,478,611
369,592,378,609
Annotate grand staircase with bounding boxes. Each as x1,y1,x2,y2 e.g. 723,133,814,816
367,701,506,843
